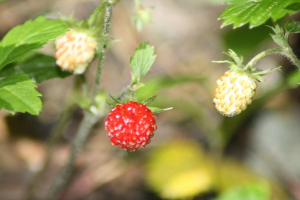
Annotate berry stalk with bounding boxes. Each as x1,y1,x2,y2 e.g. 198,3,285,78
245,47,300,70
285,45,300,70
244,48,284,70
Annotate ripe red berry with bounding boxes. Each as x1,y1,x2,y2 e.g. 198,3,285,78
104,101,157,151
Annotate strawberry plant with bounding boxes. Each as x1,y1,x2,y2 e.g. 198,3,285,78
0,0,300,200
0,0,171,199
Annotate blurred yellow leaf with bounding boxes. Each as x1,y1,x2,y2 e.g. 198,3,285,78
145,140,214,199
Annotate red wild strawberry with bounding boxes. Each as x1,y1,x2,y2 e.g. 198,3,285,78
55,30,97,74
104,101,157,151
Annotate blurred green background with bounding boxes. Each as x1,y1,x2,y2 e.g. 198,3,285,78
0,0,300,200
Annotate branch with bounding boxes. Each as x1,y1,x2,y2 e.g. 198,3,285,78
46,1,117,199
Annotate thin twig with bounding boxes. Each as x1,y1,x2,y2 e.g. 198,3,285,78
92,2,114,103
46,112,98,200
45,1,117,199
245,47,300,71
245,48,284,70
24,76,84,200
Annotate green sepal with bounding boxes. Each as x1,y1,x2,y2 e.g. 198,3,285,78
148,107,173,114
251,66,281,82
88,1,109,27
268,25,289,47
108,93,123,104
58,13,103,43
142,95,157,106
105,92,124,108
213,49,244,71
225,49,244,67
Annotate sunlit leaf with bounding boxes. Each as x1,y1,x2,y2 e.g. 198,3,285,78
130,42,156,84
220,0,300,28
285,21,300,33
0,74,42,115
0,16,68,70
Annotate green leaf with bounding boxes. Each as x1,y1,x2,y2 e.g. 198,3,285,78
215,182,270,200
0,74,42,115
285,3,300,12
148,107,172,114
286,70,300,88
219,0,300,29
285,21,300,33
222,20,272,58
0,15,68,70
0,53,71,83
130,42,156,84
224,0,257,4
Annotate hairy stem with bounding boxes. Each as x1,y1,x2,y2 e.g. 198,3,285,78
286,45,300,70
46,112,98,200
92,2,114,103
24,76,84,200
245,48,284,70
245,46,300,71
46,1,117,199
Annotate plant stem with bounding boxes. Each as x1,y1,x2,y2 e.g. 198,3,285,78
46,1,117,199
24,109,72,200
46,112,98,200
286,45,300,70
92,1,114,103
23,76,84,200
245,48,284,70
245,46,300,71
